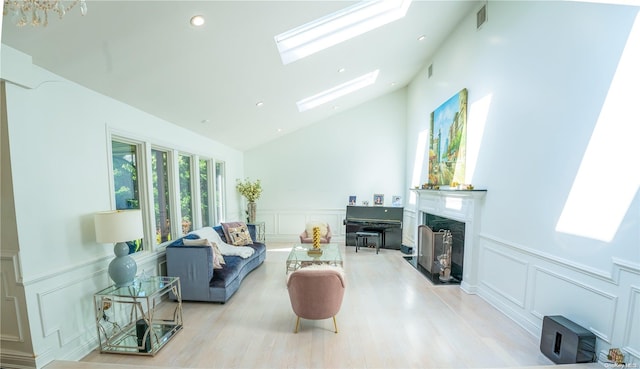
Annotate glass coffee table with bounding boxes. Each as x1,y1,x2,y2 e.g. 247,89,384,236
286,243,343,274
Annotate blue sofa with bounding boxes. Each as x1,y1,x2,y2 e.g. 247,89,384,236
166,224,266,303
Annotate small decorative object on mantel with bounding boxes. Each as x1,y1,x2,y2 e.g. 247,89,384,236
236,178,262,223
308,227,323,256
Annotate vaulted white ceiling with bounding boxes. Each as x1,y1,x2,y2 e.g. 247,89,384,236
1,1,479,151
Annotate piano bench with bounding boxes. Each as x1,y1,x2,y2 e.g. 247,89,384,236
355,231,381,254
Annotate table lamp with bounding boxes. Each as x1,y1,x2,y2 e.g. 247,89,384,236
94,209,144,287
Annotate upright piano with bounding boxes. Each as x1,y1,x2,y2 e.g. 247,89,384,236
344,206,403,249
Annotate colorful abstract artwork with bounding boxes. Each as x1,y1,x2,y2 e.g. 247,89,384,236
428,88,468,186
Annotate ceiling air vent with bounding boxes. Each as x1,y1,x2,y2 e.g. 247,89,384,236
477,4,487,29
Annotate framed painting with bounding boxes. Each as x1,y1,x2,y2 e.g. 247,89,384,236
428,88,468,186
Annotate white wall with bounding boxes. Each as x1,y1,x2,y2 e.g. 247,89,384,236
244,90,407,242
0,45,245,368
405,1,639,362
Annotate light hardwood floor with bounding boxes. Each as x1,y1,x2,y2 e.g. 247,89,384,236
63,243,590,369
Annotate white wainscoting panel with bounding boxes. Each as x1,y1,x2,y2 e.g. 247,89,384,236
475,234,640,363
481,246,528,308
623,286,640,358
531,267,617,342
259,209,346,243
403,208,417,247
260,208,415,245
1,252,25,342
0,249,36,369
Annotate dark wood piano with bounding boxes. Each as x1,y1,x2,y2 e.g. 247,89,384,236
344,205,403,249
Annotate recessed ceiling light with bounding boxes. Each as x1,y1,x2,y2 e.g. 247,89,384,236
417,35,426,41
297,69,379,112
190,15,205,27
201,119,210,124
391,82,397,86
277,128,283,132
338,67,346,73
256,101,264,107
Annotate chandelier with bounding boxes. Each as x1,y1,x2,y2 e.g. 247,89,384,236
3,0,87,27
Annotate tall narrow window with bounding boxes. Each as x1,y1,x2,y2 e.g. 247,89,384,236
152,149,172,244
179,154,193,235
215,161,226,223
199,159,211,227
111,140,144,253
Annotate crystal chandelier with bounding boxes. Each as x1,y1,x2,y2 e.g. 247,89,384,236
3,0,87,27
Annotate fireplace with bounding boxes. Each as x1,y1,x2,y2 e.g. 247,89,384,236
409,189,486,292
416,214,465,284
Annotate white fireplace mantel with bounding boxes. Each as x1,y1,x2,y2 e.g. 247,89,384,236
412,189,487,293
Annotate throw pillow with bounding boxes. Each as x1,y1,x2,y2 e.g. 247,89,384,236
221,221,252,243
305,222,328,238
211,242,226,265
183,238,222,269
227,225,253,246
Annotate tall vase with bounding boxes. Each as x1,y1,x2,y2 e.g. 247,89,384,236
247,202,257,223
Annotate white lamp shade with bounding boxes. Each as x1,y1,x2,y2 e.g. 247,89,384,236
94,210,144,243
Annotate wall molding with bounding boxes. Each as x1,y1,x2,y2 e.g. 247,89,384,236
479,233,639,283
0,349,37,369
480,245,529,309
475,233,640,362
530,266,617,343
0,252,25,343
623,286,640,358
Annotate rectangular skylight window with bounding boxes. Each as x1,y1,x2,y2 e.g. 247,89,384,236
297,70,380,112
275,0,412,65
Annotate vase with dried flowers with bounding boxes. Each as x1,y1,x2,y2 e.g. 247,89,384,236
236,178,262,223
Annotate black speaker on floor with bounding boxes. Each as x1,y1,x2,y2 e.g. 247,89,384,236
136,319,151,353
540,315,596,364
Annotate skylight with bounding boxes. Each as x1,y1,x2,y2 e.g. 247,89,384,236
275,0,413,65
297,70,380,112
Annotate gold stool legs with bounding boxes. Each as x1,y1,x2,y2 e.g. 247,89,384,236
333,316,338,333
294,316,300,333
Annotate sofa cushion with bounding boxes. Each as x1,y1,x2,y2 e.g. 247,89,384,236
183,238,222,269
227,225,253,246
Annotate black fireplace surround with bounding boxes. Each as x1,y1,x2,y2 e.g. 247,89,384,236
405,214,465,285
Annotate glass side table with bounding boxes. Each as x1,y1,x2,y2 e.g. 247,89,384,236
286,243,343,274
248,221,266,243
94,276,182,356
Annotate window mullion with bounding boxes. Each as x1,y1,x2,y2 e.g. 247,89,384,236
170,150,183,237
192,155,202,230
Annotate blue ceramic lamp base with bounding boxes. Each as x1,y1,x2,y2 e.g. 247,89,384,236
109,242,137,287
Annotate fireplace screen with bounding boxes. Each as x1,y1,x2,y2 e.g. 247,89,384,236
417,214,465,283
417,225,444,274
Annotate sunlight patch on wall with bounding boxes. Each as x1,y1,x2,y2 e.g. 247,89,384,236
409,129,429,205
465,93,492,183
556,11,640,242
